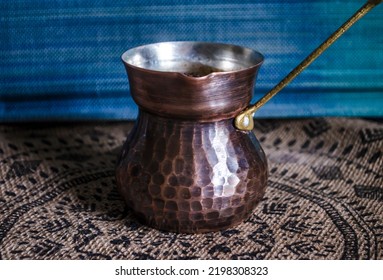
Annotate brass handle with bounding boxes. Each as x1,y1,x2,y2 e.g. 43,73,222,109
235,0,382,131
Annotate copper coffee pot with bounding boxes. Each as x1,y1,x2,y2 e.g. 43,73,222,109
116,0,381,233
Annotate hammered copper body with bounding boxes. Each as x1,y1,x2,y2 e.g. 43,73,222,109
116,42,267,233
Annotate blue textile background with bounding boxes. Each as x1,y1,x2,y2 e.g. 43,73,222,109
1,0,382,121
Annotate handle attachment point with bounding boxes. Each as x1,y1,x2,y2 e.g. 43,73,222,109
235,112,254,131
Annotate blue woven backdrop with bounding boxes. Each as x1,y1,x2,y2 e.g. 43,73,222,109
1,0,382,121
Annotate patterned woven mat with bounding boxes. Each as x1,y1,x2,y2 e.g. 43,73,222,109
0,118,382,260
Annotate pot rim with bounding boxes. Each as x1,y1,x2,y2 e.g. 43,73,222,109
121,41,264,79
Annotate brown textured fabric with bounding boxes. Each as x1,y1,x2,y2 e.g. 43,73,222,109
0,118,382,259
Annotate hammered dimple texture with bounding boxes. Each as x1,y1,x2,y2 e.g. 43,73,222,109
116,111,268,233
